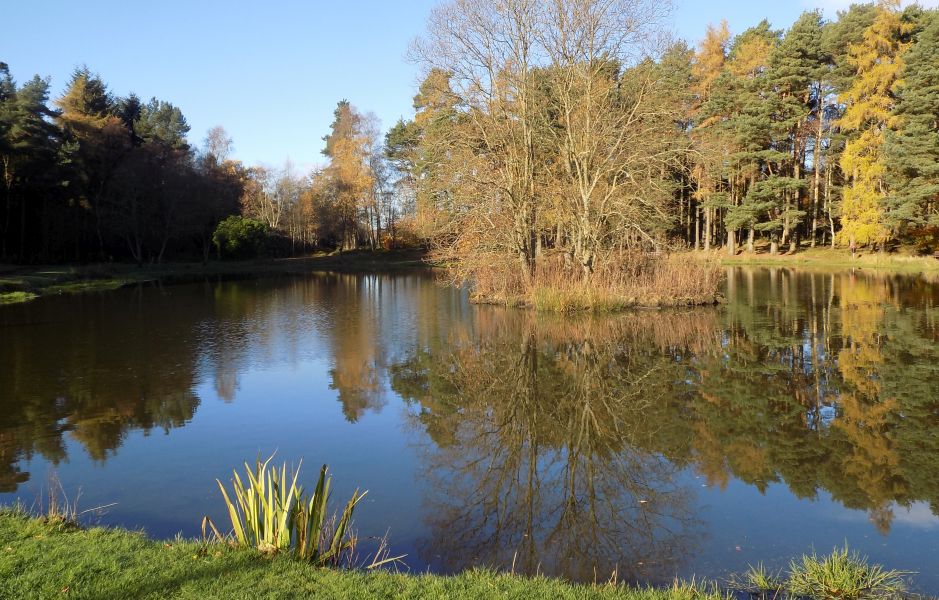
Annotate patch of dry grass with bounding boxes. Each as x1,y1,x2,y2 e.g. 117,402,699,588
446,251,723,313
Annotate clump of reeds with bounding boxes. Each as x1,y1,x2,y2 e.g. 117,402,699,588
205,455,399,569
34,472,81,529
528,251,723,313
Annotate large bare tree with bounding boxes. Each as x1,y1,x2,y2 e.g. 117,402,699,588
413,0,684,301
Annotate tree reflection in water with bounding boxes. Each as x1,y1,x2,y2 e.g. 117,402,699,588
391,310,721,583
1,268,938,577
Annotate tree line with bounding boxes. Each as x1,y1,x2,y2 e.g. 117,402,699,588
0,64,414,264
0,65,244,263
386,0,939,286
4,1,938,267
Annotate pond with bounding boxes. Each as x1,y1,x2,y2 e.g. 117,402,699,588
2,268,939,592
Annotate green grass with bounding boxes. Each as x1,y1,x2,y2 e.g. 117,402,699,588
716,246,939,275
43,279,133,295
1,510,925,600
0,510,729,600
788,547,908,600
0,291,38,305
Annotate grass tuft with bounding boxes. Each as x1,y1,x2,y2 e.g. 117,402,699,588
787,546,908,600
732,563,785,600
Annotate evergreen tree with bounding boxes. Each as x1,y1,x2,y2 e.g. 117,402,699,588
56,67,129,259
769,11,828,250
322,99,357,158
0,73,60,259
134,98,190,151
885,11,939,242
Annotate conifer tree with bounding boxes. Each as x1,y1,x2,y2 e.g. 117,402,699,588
0,72,60,259
715,22,783,255
56,67,129,258
769,11,827,250
885,11,939,242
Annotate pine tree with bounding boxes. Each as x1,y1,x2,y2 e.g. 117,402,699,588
769,11,828,250
726,22,783,254
0,73,60,259
134,98,190,151
837,0,911,251
0,63,16,257
885,11,939,243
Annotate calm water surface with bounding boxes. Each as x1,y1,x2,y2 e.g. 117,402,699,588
2,268,939,591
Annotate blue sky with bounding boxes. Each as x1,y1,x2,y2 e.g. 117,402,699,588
1,1,935,170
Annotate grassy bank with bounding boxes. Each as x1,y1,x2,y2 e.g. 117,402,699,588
715,246,939,275
1,511,922,600
0,511,724,600
0,250,431,306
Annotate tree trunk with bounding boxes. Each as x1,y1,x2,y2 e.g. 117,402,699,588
812,87,825,249
826,163,836,248
19,192,26,261
704,207,712,252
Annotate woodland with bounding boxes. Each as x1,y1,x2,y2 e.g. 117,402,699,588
3,0,939,303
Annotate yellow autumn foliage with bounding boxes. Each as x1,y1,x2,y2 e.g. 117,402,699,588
837,0,911,248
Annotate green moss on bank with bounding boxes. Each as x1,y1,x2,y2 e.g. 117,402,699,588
2,511,720,600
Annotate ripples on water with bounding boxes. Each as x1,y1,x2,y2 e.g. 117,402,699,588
1,268,938,591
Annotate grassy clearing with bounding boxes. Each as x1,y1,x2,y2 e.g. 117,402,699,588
0,510,728,600
528,254,724,313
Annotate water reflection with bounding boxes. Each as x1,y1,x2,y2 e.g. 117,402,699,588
715,269,939,533
1,268,938,586
390,311,720,581
0,286,205,490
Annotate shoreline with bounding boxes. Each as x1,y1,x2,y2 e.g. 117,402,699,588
711,247,939,275
0,511,923,599
0,511,716,600
4,247,938,308
0,249,433,306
